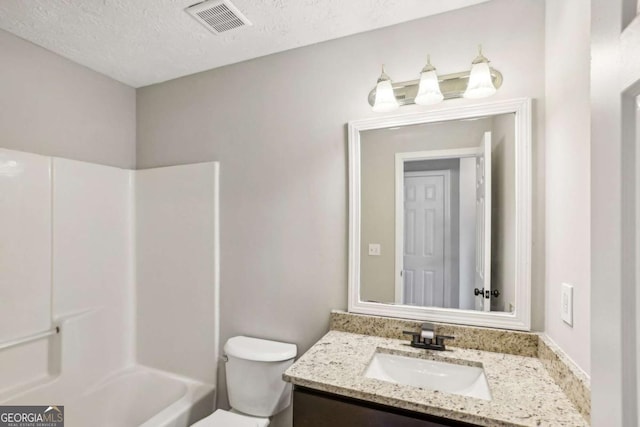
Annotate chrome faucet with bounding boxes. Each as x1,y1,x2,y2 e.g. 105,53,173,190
402,323,455,351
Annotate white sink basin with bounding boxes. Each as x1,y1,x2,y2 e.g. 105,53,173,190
364,352,492,401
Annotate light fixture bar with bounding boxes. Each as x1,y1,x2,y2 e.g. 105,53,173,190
367,68,503,107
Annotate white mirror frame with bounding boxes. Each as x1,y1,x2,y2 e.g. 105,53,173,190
348,97,532,331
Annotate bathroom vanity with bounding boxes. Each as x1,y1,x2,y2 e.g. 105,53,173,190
283,312,590,427
293,387,475,427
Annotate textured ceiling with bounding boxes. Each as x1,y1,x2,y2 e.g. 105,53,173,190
0,0,490,88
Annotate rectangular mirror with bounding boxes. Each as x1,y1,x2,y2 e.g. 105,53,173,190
348,98,532,330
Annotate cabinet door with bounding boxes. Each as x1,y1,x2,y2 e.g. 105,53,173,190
293,387,478,427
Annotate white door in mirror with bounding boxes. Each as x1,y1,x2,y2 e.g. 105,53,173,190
403,172,448,306
475,132,492,312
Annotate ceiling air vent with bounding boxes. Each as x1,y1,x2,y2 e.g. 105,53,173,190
186,0,252,35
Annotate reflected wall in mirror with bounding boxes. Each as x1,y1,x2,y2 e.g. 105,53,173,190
348,98,532,330
360,114,515,313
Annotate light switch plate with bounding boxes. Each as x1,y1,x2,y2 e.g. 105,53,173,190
561,283,573,326
368,243,381,256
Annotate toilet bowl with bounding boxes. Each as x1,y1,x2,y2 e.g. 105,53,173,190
191,336,297,427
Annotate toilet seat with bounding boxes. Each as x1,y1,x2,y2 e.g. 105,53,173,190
191,409,269,427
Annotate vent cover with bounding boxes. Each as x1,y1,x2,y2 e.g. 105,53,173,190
186,0,252,35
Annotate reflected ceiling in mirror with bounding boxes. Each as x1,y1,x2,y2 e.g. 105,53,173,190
348,99,532,330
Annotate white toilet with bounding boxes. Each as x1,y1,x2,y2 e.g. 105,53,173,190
193,336,297,427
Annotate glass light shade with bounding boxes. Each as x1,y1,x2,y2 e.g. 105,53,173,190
372,79,399,112
414,69,444,105
463,61,496,99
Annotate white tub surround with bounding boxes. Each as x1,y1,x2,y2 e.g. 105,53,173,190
0,148,220,426
0,149,52,392
53,157,136,381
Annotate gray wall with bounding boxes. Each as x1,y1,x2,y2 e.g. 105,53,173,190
545,0,592,376
136,163,219,387
0,29,136,168
136,1,545,425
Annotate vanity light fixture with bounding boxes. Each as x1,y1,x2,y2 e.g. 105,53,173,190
368,46,502,111
372,65,400,113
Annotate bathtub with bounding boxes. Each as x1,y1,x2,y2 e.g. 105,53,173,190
72,366,214,427
3,365,215,427
1,311,216,427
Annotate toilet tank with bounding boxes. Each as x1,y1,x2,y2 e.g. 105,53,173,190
224,336,297,417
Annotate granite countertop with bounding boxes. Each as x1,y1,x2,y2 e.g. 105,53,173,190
283,330,587,427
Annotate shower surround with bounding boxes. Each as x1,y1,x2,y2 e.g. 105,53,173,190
0,148,219,427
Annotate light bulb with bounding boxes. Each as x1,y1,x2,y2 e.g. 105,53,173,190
463,45,497,99
414,55,443,105
372,65,399,113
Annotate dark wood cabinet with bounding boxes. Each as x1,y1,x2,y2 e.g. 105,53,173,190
293,387,479,427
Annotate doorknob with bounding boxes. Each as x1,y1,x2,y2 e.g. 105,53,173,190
474,288,500,298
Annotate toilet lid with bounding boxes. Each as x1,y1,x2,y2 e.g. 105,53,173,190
191,409,269,427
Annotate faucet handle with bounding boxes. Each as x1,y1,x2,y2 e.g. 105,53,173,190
402,330,422,345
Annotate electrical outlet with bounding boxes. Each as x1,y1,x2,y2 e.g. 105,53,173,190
368,243,381,256
561,283,573,326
